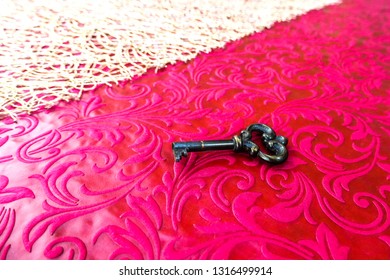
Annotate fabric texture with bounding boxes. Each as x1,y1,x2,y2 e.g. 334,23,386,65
0,0,389,259
0,0,340,120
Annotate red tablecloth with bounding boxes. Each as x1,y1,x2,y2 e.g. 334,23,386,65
0,0,389,259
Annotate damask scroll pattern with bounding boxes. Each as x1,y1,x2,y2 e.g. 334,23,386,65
0,0,389,259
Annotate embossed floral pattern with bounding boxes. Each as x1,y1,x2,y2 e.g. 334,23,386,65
0,0,389,259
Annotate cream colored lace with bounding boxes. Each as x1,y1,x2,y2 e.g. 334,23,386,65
0,0,340,120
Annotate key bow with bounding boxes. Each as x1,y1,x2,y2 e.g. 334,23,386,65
233,123,288,164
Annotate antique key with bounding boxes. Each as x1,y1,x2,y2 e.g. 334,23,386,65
172,123,288,164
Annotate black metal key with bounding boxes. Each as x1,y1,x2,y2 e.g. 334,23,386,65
172,123,288,164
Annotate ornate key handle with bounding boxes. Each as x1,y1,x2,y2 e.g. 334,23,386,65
233,123,288,164
172,123,288,164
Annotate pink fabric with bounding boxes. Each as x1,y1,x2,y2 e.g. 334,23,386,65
0,0,389,259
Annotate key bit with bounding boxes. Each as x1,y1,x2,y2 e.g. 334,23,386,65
172,123,288,164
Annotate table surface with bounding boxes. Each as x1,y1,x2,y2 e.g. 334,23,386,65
0,0,389,259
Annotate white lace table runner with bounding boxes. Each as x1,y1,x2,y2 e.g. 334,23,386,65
0,0,340,120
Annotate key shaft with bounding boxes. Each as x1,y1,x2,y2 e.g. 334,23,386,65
173,140,234,152
172,140,234,162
